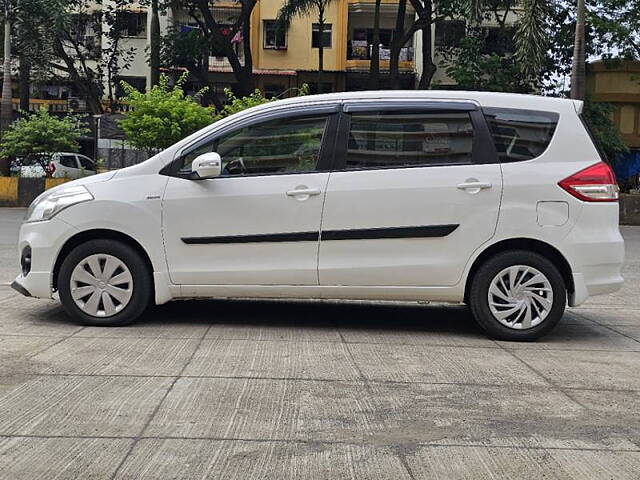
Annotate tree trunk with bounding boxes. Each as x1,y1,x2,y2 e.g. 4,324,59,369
570,0,586,100
0,14,12,176
19,55,30,113
317,6,325,93
149,0,161,87
417,3,436,89
369,0,381,89
389,0,407,89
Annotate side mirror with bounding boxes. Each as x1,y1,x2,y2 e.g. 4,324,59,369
191,152,222,179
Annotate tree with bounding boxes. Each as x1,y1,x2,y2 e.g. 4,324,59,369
149,0,161,87
570,0,586,99
49,0,138,113
582,99,628,162
159,26,221,108
1,1,13,150
167,0,258,97
0,108,89,175
277,0,336,93
118,73,214,153
408,0,465,89
369,0,382,89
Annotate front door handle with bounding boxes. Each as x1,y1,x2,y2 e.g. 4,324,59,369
286,188,321,197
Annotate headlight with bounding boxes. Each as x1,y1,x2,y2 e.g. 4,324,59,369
25,185,94,223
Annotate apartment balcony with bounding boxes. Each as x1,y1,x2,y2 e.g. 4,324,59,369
347,1,416,73
346,45,414,72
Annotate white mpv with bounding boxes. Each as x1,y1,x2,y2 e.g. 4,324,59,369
12,91,624,341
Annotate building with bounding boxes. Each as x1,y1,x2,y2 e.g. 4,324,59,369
6,0,520,111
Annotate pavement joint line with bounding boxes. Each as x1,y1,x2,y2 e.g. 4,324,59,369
492,341,592,410
1,434,639,454
5,373,640,393
569,310,640,345
335,325,421,480
108,322,214,480
0,371,574,389
7,332,640,354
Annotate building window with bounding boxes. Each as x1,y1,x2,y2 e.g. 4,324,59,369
435,20,465,48
482,27,515,55
312,23,332,48
263,20,287,49
117,11,147,38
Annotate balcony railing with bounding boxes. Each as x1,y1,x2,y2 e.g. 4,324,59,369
347,44,414,62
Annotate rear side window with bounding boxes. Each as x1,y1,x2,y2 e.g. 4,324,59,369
483,107,559,162
59,155,78,168
346,111,474,169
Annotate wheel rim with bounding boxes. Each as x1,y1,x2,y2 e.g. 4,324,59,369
487,265,553,330
69,253,133,318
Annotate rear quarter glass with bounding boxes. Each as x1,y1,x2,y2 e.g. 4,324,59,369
483,107,559,163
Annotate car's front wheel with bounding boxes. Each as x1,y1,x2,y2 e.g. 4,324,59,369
469,250,566,341
58,239,152,326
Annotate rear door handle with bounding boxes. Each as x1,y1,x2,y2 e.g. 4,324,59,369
286,188,321,197
457,181,492,191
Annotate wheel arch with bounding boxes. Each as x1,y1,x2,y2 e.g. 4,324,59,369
52,229,155,291
463,238,574,303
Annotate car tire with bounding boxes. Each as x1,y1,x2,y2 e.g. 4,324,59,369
58,239,152,326
469,250,566,341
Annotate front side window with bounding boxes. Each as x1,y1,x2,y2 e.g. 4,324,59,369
263,20,287,49
312,23,332,48
179,115,328,176
345,111,474,169
483,107,559,162
78,156,95,170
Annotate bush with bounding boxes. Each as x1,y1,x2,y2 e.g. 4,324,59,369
0,109,89,175
118,73,214,153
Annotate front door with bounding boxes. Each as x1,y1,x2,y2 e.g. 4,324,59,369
319,102,503,287
162,111,336,285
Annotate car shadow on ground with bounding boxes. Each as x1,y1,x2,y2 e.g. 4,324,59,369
142,299,487,337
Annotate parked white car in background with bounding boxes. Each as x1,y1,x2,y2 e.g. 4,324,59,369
11,91,624,340
18,152,96,179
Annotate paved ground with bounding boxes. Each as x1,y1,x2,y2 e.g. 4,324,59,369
0,208,639,479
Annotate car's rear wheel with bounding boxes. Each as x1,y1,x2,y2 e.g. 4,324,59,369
58,239,152,326
469,250,566,341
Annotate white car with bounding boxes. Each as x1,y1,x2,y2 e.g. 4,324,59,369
18,152,96,179
12,91,624,341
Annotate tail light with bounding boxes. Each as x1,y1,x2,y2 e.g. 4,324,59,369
47,162,56,175
558,162,619,202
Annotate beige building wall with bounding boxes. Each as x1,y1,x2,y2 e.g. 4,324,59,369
251,0,348,72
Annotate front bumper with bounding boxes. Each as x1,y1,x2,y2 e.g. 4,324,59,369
13,217,78,300
11,279,31,297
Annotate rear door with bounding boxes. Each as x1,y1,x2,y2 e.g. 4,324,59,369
318,100,502,287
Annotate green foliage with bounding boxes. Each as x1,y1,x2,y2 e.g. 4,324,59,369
582,99,629,163
212,84,309,121
118,73,214,152
0,109,88,159
442,35,532,93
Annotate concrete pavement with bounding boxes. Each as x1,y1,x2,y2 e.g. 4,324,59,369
0,209,639,479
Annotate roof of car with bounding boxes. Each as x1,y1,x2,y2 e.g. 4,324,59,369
260,90,581,114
